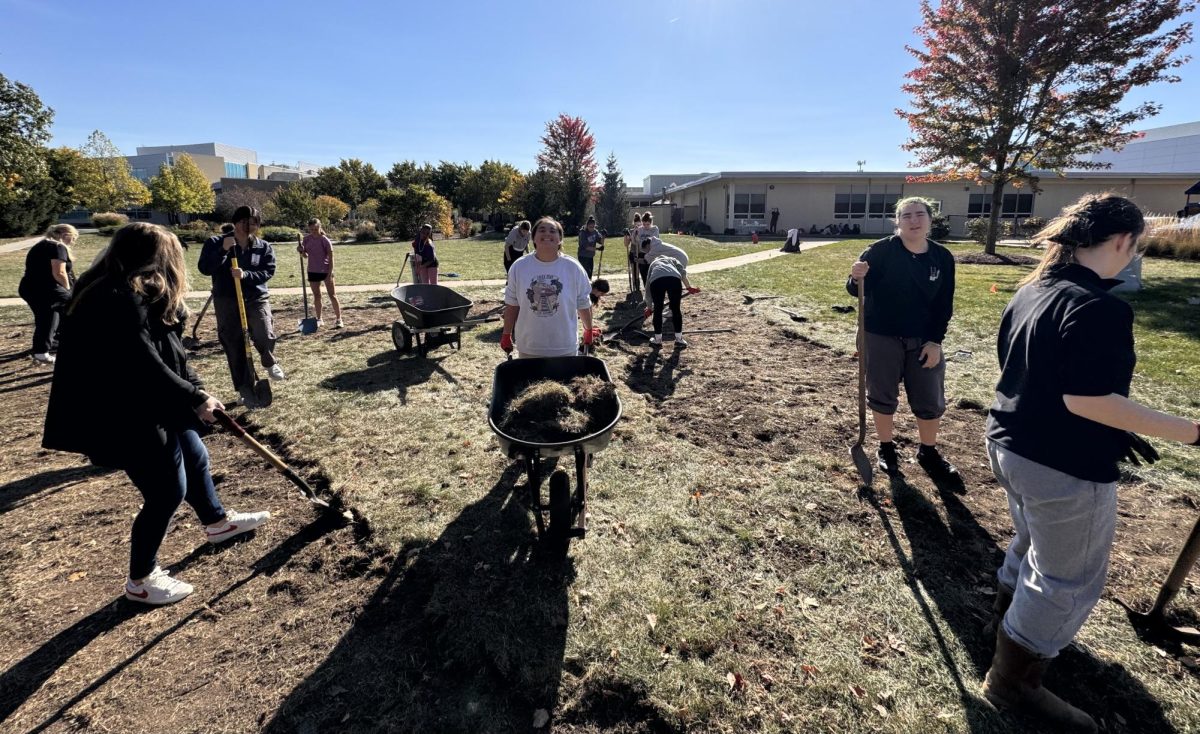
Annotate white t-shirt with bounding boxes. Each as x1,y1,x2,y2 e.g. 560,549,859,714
504,253,592,357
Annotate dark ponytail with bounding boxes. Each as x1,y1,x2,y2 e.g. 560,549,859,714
1020,193,1145,286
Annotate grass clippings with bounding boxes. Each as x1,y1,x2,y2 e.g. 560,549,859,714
500,376,616,443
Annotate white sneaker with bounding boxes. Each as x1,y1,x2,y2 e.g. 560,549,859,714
651,334,663,345
675,334,689,348
267,364,286,381
32,353,55,364
205,510,271,544
315,319,323,327
126,567,193,605
335,318,345,328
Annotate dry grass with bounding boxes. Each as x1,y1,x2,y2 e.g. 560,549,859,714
1143,214,1200,260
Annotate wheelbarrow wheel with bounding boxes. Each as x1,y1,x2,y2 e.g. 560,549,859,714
392,321,412,353
545,470,572,557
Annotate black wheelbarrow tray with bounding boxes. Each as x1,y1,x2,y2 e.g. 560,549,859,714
488,355,622,555
390,284,498,356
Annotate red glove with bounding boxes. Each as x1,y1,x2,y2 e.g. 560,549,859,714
500,333,513,353
582,328,596,346
686,286,701,295
643,307,652,318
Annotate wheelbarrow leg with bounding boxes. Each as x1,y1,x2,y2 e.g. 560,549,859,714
525,452,545,539
571,445,588,538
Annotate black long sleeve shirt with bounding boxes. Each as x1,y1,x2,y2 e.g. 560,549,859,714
845,236,956,344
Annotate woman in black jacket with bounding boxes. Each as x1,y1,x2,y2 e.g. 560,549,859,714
43,223,271,606
846,197,958,480
17,223,78,364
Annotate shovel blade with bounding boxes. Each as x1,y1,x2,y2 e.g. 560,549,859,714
850,443,874,486
299,317,319,335
253,379,273,408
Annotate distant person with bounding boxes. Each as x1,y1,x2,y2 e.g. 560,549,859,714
43,223,270,605
590,277,610,306
18,223,77,364
501,217,594,358
634,213,661,286
783,228,801,252
769,208,780,234
639,235,689,269
852,223,861,235
297,217,343,327
577,216,605,278
846,197,957,481
198,205,284,406
643,253,700,348
809,224,820,235
411,224,438,285
840,223,852,236
503,220,531,273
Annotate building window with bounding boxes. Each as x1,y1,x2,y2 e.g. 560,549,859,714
131,167,150,182
1001,193,1034,218
733,192,766,220
123,207,152,220
224,162,248,178
834,185,868,219
968,193,992,218
868,185,902,218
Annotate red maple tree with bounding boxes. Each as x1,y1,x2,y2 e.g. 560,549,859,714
536,114,599,186
898,0,1194,253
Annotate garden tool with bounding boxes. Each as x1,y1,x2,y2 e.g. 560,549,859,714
849,280,873,485
394,253,410,288
182,293,213,348
214,410,333,511
230,254,273,408
298,242,318,334
1117,513,1200,644
596,235,606,276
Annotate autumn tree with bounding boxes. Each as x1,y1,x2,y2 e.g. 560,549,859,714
312,194,351,224
149,153,215,225
311,166,358,207
271,179,317,226
376,184,453,239
536,114,598,231
899,0,1195,253
595,153,629,235
459,160,523,222
0,74,66,235
75,129,151,213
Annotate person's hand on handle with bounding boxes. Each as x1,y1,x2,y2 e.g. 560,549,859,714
686,286,700,295
583,327,600,346
850,261,870,281
195,393,225,424
919,342,942,369
1121,431,1160,465
500,332,514,354
222,235,237,252
643,307,652,318
231,267,244,280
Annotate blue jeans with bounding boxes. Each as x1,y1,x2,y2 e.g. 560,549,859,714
124,429,226,579
988,441,1117,658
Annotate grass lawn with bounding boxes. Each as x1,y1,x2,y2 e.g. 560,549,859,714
0,233,779,297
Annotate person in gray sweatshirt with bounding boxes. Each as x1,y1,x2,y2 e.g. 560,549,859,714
643,254,699,347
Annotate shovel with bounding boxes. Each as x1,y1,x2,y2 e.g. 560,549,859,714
1117,513,1200,644
394,252,410,288
230,254,273,408
849,279,873,485
182,293,213,348
213,409,333,510
298,243,318,335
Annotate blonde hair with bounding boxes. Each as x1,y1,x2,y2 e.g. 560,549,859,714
70,223,189,325
1019,193,1145,286
45,224,78,261
307,218,326,236
533,216,564,237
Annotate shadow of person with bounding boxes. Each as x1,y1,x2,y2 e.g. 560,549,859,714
320,350,458,404
0,513,343,730
0,465,114,514
620,341,692,401
881,477,1178,732
264,464,575,733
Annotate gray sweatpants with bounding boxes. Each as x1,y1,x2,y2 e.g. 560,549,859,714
214,296,277,391
988,441,1117,658
864,332,946,419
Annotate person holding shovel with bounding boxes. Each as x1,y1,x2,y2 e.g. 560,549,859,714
501,217,595,358
981,193,1200,731
298,217,343,328
411,223,438,285
198,205,284,406
577,216,605,278
643,253,700,348
846,196,957,480
43,223,270,606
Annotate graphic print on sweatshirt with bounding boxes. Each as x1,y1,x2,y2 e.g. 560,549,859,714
525,274,564,316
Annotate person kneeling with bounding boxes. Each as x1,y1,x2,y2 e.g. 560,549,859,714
43,223,271,605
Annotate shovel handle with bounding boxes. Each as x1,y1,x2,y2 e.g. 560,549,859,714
1150,513,1200,615
856,279,867,444
214,410,325,506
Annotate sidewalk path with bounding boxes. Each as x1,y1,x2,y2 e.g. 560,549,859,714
0,236,42,254
0,239,839,306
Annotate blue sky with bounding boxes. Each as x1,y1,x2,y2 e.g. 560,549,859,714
2,0,1197,184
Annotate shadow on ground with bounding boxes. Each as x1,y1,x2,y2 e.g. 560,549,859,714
0,464,114,514
265,464,578,733
320,350,458,403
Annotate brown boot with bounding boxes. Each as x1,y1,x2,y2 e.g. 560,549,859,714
982,585,1014,638
982,629,1097,733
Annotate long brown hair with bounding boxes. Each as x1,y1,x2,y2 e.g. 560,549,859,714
1020,193,1145,286
70,223,189,325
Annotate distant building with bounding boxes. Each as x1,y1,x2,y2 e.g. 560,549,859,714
625,174,706,208
1079,121,1200,174
126,142,317,188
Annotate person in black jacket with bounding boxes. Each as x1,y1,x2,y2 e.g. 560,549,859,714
17,223,78,364
846,197,957,480
43,223,271,606
980,193,1200,731
198,205,283,407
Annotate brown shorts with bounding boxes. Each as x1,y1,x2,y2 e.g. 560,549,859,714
864,332,946,420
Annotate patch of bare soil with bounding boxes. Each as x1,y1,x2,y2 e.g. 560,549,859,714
955,252,1039,266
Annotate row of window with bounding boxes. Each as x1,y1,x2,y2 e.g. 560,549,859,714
967,192,1034,218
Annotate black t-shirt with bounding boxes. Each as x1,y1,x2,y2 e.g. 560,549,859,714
986,264,1135,483
845,236,956,343
20,239,75,299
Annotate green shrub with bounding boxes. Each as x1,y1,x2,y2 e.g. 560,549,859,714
930,214,950,241
1019,216,1047,236
91,212,128,227
169,226,214,244
455,217,475,238
965,218,1013,244
97,225,120,236
327,228,353,242
258,225,302,243
354,221,379,242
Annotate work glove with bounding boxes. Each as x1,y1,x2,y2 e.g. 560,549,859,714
500,333,513,353
686,286,700,295
583,327,600,346
643,307,652,318
1121,431,1159,466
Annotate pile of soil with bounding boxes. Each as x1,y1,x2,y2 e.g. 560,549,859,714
500,376,617,443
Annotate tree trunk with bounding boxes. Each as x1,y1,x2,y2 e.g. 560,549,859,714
985,180,1007,256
